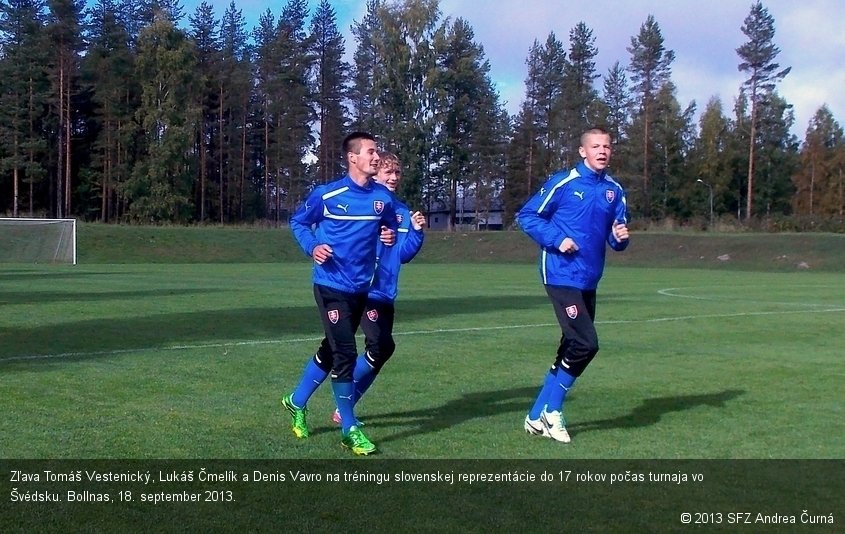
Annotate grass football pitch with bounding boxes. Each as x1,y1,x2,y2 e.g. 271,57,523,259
2,261,843,460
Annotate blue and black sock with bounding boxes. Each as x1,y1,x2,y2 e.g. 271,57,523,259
352,352,378,404
291,357,328,408
528,367,558,420
545,368,576,414
332,380,357,434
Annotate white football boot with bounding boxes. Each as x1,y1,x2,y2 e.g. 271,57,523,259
540,410,571,443
524,414,548,436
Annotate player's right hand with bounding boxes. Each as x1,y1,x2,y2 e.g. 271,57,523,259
380,226,396,246
312,244,333,264
410,211,427,231
612,221,629,242
558,237,579,254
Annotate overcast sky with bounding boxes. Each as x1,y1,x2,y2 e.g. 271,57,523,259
188,0,844,138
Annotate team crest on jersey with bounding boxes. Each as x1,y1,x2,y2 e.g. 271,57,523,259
327,309,340,324
605,190,615,203
566,305,578,319
367,309,379,322
373,200,384,214
396,213,403,224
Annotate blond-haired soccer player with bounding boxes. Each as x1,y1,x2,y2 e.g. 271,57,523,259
517,126,630,443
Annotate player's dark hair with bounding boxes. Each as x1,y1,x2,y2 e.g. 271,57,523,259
343,131,376,156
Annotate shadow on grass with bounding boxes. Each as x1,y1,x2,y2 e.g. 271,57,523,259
0,288,223,305
398,294,548,321
569,389,745,436
309,388,744,444
0,295,550,366
308,385,539,442
0,270,129,280
0,305,318,366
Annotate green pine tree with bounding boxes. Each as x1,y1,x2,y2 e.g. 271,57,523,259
310,0,348,185
627,14,675,219
218,1,254,220
46,0,85,217
80,0,139,221
188,1,220,222
0,0,50,217
736,0,790,220
125,11,199,222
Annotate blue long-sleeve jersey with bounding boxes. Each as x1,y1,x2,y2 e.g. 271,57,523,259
290,175,398,294
368,199,425,303
517,161,629,290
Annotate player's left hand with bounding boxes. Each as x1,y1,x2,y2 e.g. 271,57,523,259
410,211,427,231
380,226,396,246
612,221,629,242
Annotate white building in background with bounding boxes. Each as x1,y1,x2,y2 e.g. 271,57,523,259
425,195,505,231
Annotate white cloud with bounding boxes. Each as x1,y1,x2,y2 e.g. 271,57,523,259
437,0,845,136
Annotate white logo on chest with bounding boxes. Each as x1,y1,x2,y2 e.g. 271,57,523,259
337,203,349,213
573,191,585,200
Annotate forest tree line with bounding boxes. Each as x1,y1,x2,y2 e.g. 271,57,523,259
1,0,843,229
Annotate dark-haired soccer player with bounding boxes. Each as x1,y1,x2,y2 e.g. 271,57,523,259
282,132,398,455
517,126,630,443
332,152,426,426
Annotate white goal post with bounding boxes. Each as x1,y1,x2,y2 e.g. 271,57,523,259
0,218,77,265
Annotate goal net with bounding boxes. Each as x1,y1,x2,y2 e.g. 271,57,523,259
0,218,77,265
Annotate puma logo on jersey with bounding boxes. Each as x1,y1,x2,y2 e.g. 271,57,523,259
337,203,349,212
574,191,585,200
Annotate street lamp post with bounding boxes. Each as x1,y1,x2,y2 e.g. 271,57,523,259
696,179,714,228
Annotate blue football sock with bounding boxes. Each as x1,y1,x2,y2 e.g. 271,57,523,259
545,369,576,414
352,353,378,404
291,358,328,408
332,380,357,434
528,367,558,420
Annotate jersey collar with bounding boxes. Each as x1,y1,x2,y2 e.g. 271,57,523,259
576,160,607,181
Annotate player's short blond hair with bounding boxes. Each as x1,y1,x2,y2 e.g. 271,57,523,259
580,126,612,147
377,151,401,171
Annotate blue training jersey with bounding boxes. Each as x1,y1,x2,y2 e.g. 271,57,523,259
290,175,398,294
368,198,425,303
517,161,629,290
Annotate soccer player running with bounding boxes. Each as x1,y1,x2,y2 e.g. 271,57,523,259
283,132,398,455
332,152,426,426
517,126,630,443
